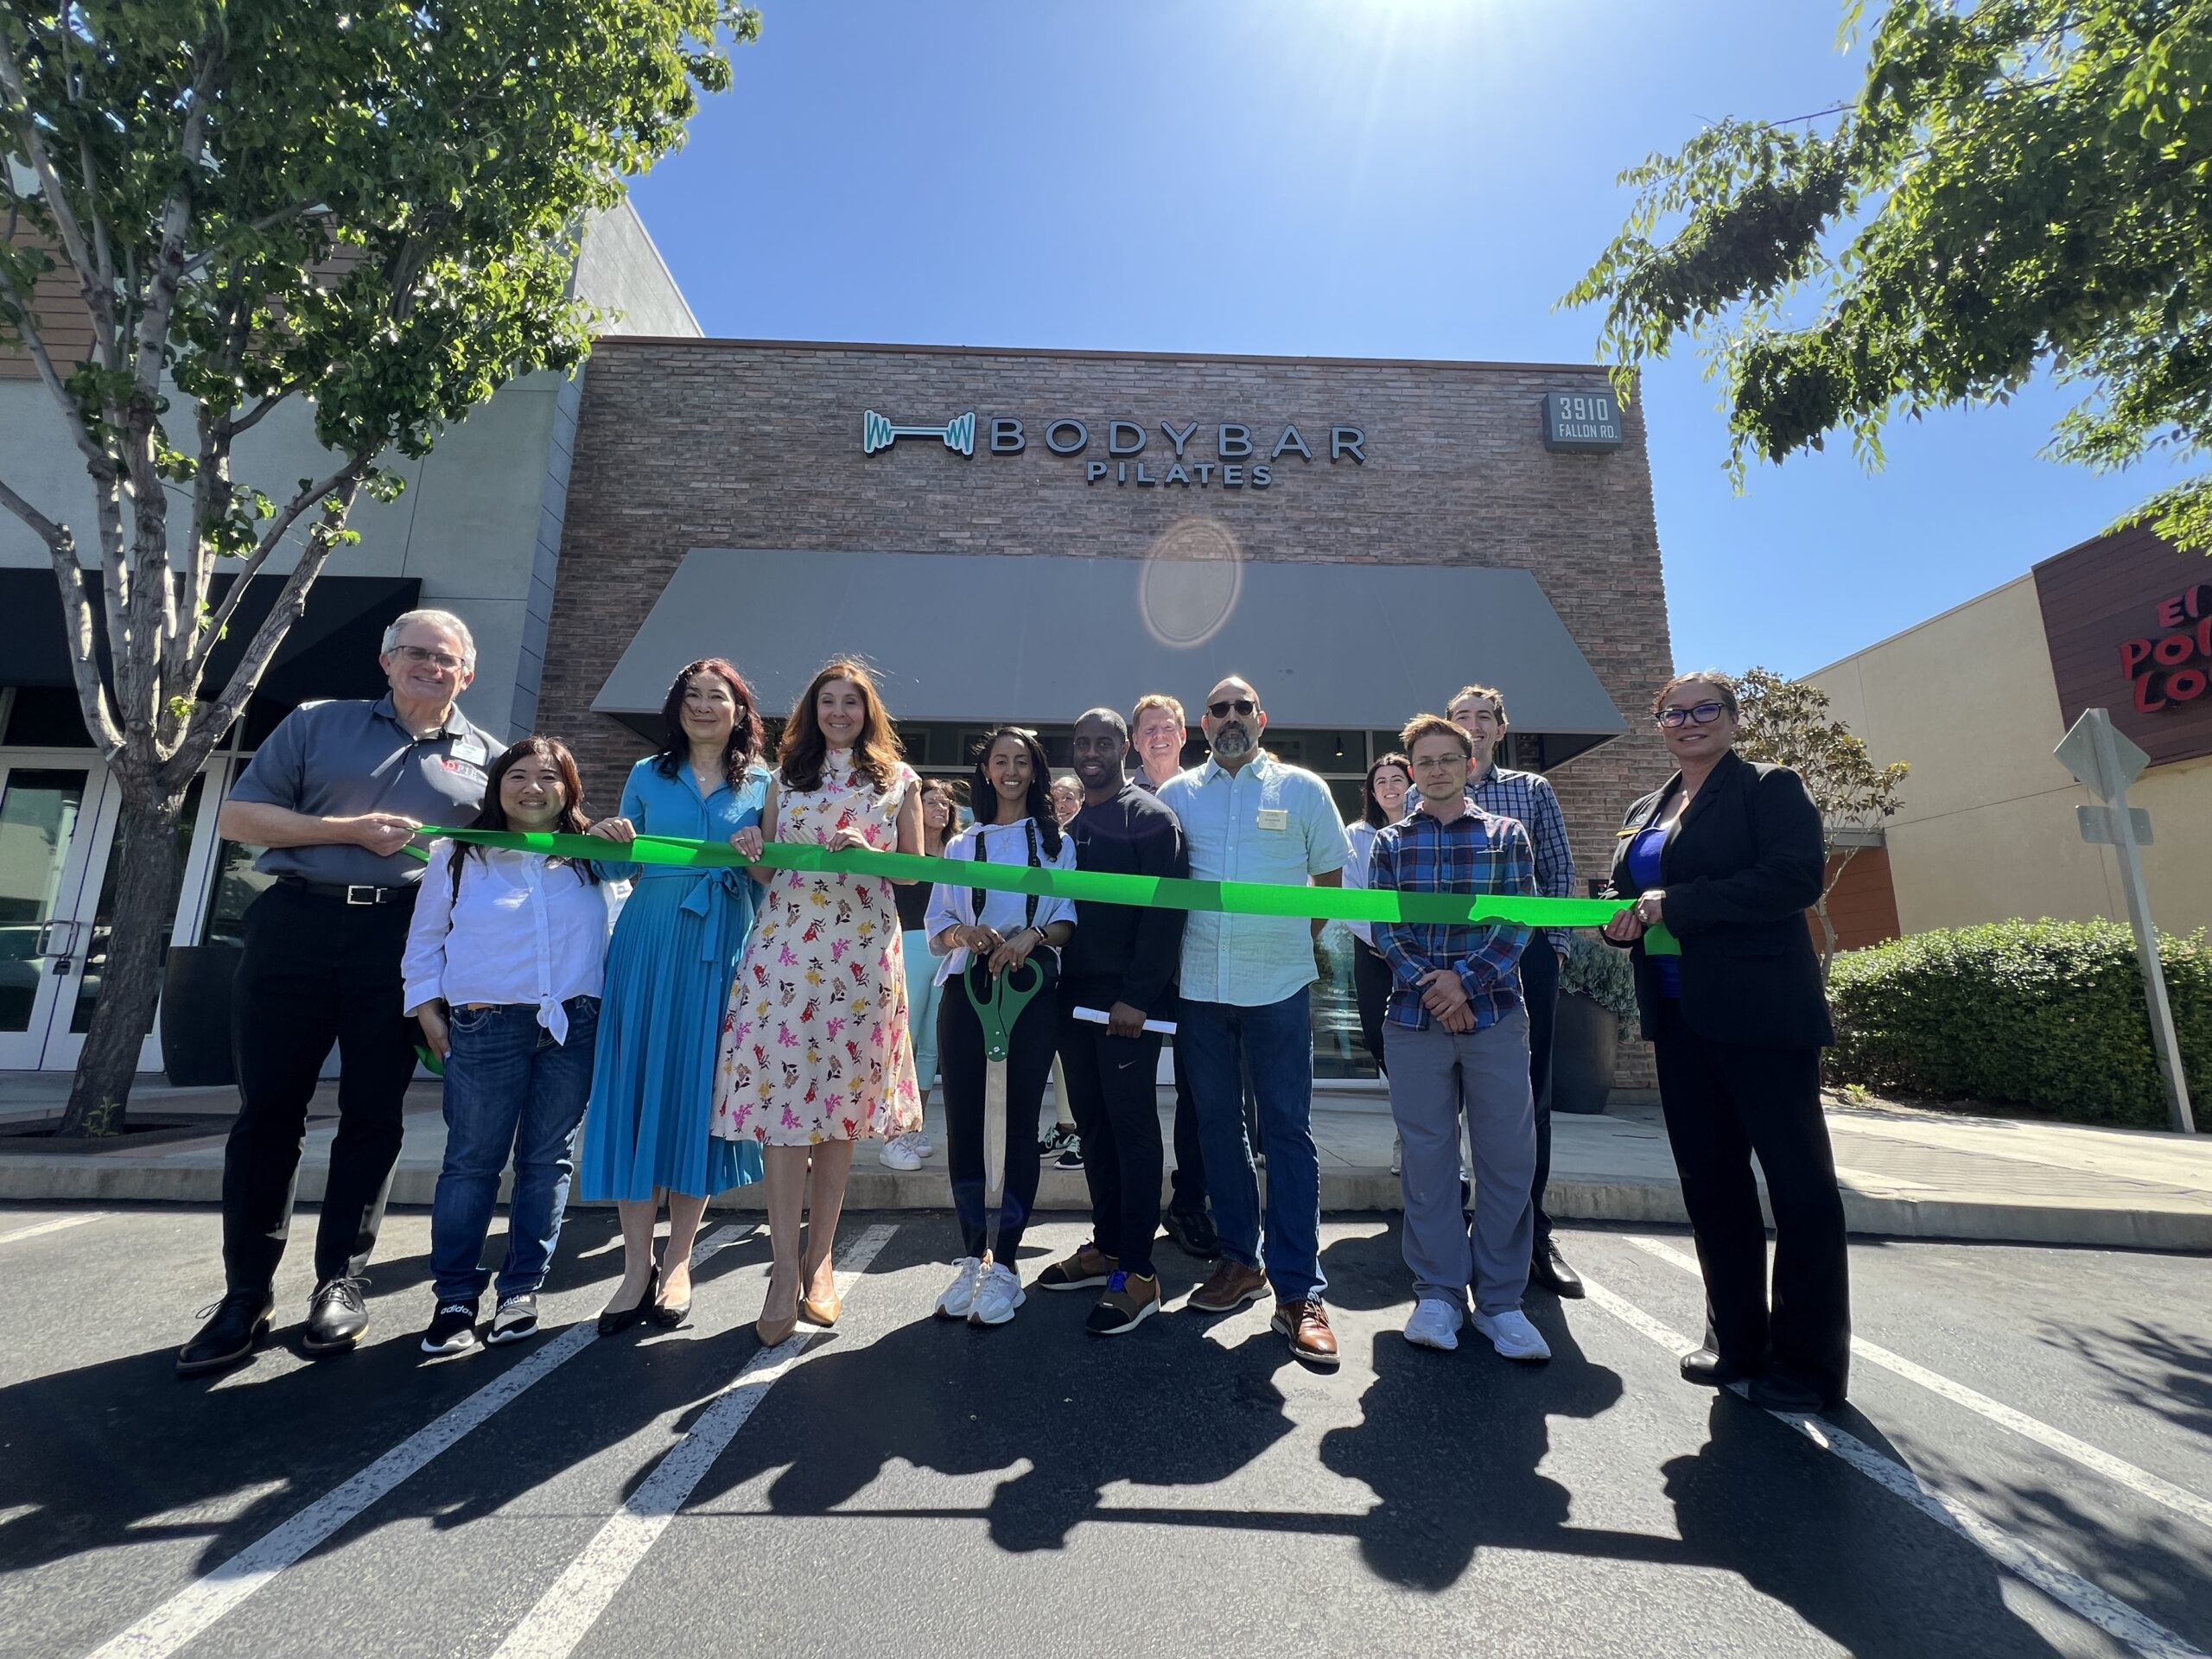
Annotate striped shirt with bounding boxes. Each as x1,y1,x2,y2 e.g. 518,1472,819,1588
1468,762,1576,953
1370,801,1535,1033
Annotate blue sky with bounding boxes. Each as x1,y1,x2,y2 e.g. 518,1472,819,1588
627,0,2194,677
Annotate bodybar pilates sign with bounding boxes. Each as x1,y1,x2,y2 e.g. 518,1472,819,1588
860,408,1366,491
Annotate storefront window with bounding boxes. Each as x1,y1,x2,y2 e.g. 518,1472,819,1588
199,833,274,950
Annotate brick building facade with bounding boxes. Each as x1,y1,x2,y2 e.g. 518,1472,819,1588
537,339,1678,890
534,338,1675,1089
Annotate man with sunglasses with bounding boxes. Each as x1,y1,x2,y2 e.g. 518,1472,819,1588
1159,676,1350,1366
178,609,494,1377
1446,683,1584,1301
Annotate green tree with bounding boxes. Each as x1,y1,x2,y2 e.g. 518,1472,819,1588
0,1,760,1135
1734,666,1910,975
1563,0,2212,549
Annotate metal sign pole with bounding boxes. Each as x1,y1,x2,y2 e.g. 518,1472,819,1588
2057,709,2196,1135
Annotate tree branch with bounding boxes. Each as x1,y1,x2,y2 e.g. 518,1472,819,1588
186,458,373,688
0,23,119,373
0,474,124,753
0,257,110,467
175,199,327,282
182,474,368,765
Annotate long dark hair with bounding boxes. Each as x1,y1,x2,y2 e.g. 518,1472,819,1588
1363,752,1413,828
779,658,903,794
653,658,765,792
967,727,1062,858
918,776,959,854
448,735,600,903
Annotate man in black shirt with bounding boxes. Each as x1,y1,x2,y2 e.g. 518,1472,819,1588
1039,708,1188,1333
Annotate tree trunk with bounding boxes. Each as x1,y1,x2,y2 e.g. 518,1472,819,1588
57,785,188,1136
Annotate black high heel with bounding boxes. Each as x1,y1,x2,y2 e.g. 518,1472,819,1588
649,1271,692,1329
597,1262,658,1337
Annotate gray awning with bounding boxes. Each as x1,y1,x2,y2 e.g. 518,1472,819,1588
594,548,1625,739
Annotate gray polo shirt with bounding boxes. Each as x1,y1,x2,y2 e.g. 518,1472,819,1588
226,696,494,887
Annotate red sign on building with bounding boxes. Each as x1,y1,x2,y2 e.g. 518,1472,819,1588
2034,525,2212,767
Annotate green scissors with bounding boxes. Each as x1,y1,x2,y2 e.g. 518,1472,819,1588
963,956,1046,1238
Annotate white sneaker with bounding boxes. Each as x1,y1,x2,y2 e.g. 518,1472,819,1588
878,1132,924,1172
1389,1135,1402,1177
934,1256,982,1320
1403,1298,1462,1351
911,1128,935,1158
969,1261,1025,1326
1471,1306,1552,1363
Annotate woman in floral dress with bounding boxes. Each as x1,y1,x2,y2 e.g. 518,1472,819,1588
712,659,923,1344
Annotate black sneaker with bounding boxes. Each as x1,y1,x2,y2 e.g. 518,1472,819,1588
304,1276,370,1355
1086,1270,1161,1336
1039,1122,1076,1158
1161,1205,1222,1262
420,1302,481,1357
487,1294,540,1344
1053,1137,1084,1170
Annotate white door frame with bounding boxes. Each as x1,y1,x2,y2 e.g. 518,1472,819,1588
0,749,228,1072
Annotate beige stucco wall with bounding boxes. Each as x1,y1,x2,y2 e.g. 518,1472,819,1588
1809,577,2212,938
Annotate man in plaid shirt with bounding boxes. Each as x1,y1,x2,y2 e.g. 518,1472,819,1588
1449,683,1584,1302
1370,714,1549,1363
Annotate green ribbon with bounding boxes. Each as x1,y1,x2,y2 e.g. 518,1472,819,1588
409,826,1632,929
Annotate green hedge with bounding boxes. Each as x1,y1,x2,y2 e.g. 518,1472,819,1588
1827,919,2212,1128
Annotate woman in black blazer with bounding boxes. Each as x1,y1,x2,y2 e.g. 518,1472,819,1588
1602,671,1850,1414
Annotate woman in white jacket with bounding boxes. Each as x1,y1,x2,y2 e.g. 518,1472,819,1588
402,735,614,1357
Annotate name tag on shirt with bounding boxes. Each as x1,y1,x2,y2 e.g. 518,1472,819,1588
1255,808,1289,832
439,758,487,786
449,734,487,766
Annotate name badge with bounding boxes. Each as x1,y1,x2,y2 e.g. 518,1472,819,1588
449,734,486,766
1255,808,1289,832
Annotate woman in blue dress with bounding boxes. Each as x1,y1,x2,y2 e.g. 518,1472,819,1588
582,658,769,1332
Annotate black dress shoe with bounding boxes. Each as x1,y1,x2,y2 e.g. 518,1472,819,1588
1529,1241,1586,1299
1679,1347,1753,1388
1747,1373,1845,1414
1161,1206,1222,1262
177,1290,276,1378
598,1263,658,1337
303,1276,370,1355
648,1285,690,1330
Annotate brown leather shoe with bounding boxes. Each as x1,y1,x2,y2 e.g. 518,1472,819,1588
1187,1259,1269,1313
1272,1298,1339,1367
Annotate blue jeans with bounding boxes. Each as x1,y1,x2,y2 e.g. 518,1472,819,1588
430,998,599,1306
1178,989,1324,1301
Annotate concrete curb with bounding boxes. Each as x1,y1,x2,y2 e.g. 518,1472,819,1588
3,1156,2205,1251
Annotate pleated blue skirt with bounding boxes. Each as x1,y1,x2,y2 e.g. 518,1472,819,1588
579,874,765,1201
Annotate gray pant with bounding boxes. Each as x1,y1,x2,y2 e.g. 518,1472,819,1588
1386,1005,1536,1316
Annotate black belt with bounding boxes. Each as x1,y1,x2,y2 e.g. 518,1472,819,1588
276,875,417,906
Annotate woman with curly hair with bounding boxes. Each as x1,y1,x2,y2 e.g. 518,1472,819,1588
713,660,925,1344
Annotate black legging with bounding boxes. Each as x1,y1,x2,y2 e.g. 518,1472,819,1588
1351,937,1392,1077
938,961,1058,1262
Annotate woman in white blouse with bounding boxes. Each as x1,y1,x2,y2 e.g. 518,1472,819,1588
924,728,1077,1327
402,736,615,1357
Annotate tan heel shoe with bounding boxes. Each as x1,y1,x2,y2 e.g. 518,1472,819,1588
756,1273,799,1346
799,1259,839,1326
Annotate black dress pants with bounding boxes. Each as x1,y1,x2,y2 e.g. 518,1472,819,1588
1651,996,1851,1401
1351,938,1392,1077
1520,939,1559,1244
1167,1045,1210,1216
1057,1011,1166,1276
938,963,1057,1262
223,882,421,1293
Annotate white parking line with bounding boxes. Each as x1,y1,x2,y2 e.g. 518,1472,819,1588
83,1224,755,1659
1624,1233,2212,1535
492,1223,899,1659
0,1212,108,1245
1579,1268,2207,1659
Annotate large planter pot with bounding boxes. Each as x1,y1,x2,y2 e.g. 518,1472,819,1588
1551,990,1620,1115
162,943,242,1086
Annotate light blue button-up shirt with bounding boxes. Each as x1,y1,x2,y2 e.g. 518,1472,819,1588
1159,753,1349,1007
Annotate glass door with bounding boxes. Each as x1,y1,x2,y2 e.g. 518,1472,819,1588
0,757,109,1071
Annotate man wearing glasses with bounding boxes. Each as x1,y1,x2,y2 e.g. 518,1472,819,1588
178,609,494,1376
1446,683,1584,1301
1159,676,1349,1366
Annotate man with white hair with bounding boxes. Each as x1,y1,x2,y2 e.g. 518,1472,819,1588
179,608,496,1376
